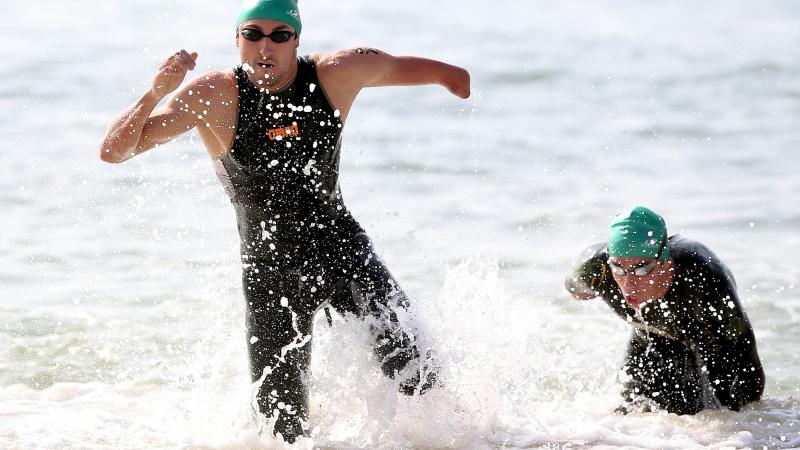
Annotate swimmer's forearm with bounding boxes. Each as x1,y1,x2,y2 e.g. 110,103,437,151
99,91,162,163
99,50,199,163
374,56,471,98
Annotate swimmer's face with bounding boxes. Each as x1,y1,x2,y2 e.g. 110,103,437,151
236,19,299,90
608,256,675,308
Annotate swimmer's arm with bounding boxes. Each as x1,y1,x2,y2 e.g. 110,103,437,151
696,273,750,342
565,244,609,300
334,48,471,98
692,285,764,410
99,50,199,163
99,91,196,163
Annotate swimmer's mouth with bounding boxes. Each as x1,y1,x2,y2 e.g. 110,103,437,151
625,295,642,308
257,62,274,69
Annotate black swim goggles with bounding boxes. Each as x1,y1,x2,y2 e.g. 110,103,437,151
607,237,668,277
239,28,295,43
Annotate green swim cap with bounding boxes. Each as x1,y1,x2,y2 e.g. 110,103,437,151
608,206,670,261
236,0,302,36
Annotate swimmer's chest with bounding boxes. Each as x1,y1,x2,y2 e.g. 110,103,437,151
229,93,342,172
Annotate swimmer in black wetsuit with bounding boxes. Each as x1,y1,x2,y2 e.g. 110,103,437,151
99,0,470,443
565,206,764,415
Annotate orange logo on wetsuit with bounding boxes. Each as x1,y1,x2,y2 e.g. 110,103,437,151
267,124,300,141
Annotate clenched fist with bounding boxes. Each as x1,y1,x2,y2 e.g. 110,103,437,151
150,50,198,99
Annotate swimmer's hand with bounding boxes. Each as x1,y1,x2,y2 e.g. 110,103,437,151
565,256,606,300
445,67,471,99
150,50,198,99
565,274,598,300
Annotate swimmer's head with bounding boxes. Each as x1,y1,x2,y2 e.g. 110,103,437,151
236,0,302,36
234,0,301,91
608,206,670,261
606,206,674,308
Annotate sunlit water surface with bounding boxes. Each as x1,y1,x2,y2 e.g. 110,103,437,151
1,0,799,448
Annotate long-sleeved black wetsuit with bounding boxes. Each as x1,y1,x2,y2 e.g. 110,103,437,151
213,56,434,442
566,235,764,414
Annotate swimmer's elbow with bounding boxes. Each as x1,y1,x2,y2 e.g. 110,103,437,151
99,150,117,163
98,144,130,164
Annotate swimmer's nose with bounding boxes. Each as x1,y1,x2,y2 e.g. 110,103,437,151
258,40,278,58
618,274,639,295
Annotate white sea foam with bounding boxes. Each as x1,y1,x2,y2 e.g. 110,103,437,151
4,263,799,449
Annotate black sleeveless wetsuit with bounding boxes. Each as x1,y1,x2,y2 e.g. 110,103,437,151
214,56,434,442
567,235,764,414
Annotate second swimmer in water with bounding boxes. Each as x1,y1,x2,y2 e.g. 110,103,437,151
565,206,764,415
99,0,471,443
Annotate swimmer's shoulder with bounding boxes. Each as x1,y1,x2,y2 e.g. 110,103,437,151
310,51,349,86
669,235,724,270
669,235,736,290
168,69,239,128
311,50,351,70
181,69,239,103
173,70,239,158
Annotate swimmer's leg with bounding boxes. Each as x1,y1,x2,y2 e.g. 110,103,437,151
333,232,438,395
618,333,703,415
243,263,314,443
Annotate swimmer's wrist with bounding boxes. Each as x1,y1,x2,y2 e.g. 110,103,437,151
143,89,165,104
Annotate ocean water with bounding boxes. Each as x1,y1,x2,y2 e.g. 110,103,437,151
1,0,799,448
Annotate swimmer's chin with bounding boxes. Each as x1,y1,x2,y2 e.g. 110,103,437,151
625,296,661,309
624,296,645,308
